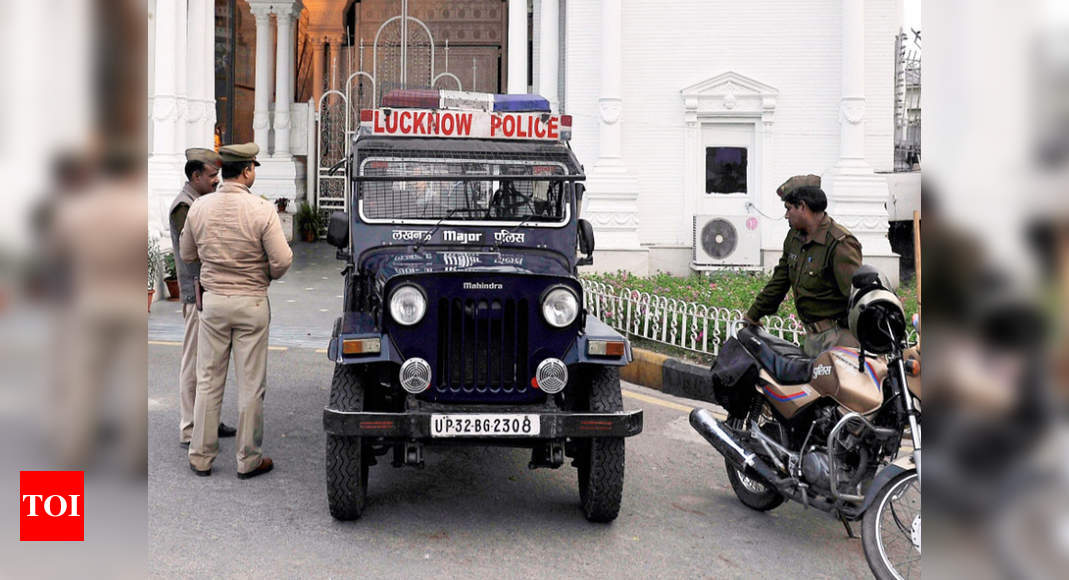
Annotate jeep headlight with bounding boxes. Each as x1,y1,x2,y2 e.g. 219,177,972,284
389,285,427,326
541,287,579,328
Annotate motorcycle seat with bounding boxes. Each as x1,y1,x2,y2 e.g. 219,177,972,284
736,325,813,385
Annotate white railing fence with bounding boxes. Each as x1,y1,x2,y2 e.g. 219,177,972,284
580,279,917,358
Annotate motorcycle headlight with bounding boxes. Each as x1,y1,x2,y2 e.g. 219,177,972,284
541,287,579,328
389,285,427,326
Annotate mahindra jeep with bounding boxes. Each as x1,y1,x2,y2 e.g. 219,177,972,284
322,90,642,522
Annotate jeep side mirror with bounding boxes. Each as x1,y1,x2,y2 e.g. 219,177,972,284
326,211,349,251
577,218,594,266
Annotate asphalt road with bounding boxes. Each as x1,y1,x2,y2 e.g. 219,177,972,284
148,343,871,578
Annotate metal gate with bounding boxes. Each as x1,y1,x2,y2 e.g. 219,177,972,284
314,0,463,227
315,89,349,232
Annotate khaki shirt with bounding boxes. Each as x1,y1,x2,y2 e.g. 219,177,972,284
180,182,293,296
746,215,862,324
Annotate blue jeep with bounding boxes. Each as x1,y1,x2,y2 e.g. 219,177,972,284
323,91,642,522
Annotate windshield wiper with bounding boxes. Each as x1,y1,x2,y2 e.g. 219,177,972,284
413,208,463,253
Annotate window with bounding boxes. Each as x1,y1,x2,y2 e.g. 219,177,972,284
705,147,748,194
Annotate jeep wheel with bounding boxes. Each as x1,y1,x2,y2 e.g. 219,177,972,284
576,366,625,523
326,364,369,520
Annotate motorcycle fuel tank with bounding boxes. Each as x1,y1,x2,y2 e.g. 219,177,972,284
809,347,888,415
755,369,821,419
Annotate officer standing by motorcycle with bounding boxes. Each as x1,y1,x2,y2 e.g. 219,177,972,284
744,175,863,356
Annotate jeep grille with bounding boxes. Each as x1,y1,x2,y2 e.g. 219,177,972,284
437,298,529,395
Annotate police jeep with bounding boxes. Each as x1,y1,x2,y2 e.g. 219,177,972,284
322,90,642,522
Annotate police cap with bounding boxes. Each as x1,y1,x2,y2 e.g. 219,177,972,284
184,147,222,166
218,142,261,166
776,174,821,198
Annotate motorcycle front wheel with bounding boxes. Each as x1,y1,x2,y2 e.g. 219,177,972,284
862,470,921,580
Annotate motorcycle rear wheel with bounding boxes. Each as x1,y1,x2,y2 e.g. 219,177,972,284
725,457,785,512
862,470,921,580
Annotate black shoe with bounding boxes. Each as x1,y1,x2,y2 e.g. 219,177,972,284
218,423,237,437
237,457,273,480
180,441,190,448
190,463,211,477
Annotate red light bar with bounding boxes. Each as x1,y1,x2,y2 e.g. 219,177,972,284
381,89,441,109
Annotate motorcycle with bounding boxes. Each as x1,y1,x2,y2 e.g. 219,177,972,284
690,266,921,580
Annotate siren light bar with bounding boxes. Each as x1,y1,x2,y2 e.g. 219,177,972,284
381,89,551,113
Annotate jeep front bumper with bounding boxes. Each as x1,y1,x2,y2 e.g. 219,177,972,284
323,408,643,438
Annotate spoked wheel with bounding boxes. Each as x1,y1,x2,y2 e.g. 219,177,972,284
863,470,921,580
576,366,625,523
723,412,784,511
326,364,370,520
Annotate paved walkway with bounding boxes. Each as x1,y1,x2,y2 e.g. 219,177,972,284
149,241,343,350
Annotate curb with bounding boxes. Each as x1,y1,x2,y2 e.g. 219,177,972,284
621,347,716,404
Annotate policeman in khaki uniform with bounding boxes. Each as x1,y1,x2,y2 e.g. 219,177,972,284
744,175,863,357
180,143,293,478
169,147,237,447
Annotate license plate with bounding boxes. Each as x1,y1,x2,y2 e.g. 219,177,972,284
430,414,540,438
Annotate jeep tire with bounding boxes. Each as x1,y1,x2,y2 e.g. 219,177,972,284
326,364,369,520
576,366,625,523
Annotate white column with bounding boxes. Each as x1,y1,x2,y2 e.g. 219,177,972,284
538,0,559,110
174,0,188,151
837,0,867,169
595,0,623,166
582,0,647,274
251,4,273,152
150,0,180,157
312,35,325,109
273,4,295,156
822,0,897,281
148,0,189,246
507,0,528,93
186,0,209,146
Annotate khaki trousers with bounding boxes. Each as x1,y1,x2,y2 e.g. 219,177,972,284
803,326,860,358
179,303,198,443
188,293,270,473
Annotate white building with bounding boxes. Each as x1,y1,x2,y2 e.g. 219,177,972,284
148,0,901,283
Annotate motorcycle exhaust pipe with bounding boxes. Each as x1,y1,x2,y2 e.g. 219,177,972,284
689,408,788,488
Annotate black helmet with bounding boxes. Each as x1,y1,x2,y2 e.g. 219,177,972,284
848,266,906,354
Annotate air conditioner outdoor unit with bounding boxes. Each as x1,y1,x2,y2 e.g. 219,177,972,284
692,214,761,269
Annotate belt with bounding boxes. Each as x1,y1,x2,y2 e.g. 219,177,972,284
803,319,839,334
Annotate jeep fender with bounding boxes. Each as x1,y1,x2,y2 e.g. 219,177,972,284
562,315,632,367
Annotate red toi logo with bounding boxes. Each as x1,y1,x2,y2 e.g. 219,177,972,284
19,471,84,541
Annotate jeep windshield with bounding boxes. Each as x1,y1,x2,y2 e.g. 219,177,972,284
357,157,569,224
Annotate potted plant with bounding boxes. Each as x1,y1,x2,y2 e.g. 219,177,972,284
147,237,164,312
275,197,290,213
295,202,322,243
163,253,180,301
